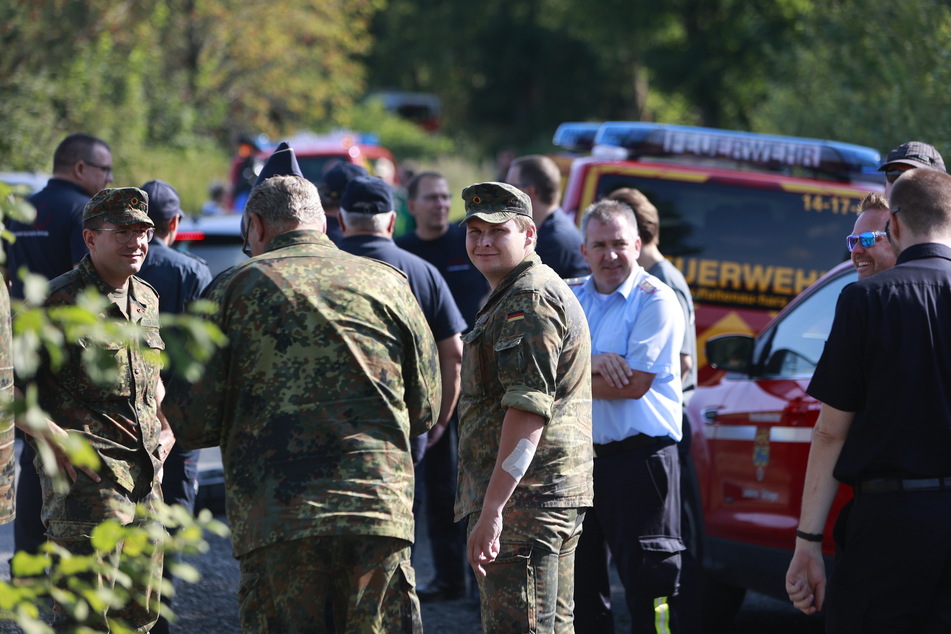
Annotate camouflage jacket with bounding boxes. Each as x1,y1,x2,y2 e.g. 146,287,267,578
0,282,14,524
164,230,441,557
35,255,164,494
455,253,593,521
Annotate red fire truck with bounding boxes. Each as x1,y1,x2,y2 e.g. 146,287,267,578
555,122,882,624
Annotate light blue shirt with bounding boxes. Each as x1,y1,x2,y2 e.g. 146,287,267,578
572,267,685,443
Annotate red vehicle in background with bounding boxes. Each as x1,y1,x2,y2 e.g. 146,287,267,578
555,122,882,625
229,130,399,211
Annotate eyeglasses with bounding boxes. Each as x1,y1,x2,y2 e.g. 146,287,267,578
241,216,252,257
846,231,886,252
92,227,154,244
884,169,907,183
83,160,113,174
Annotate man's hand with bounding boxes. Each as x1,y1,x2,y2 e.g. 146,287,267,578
467,510,503,578
785,543,826,614
44,422,101,484
591,353,633,389
426,422,447,448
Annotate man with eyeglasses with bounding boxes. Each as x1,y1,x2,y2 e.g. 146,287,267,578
787,168,951,631
17,187,170,630
878,141,946,197
847,192,896,280
6,132,113,573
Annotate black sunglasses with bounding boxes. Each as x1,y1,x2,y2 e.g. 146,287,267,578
885,169,906,184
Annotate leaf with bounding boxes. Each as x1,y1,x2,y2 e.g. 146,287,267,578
10,550,51,577
90,519,124,553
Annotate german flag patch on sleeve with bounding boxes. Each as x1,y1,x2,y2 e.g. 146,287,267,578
507,311,526,322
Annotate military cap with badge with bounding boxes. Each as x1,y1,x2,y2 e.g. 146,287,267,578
460,182,532,224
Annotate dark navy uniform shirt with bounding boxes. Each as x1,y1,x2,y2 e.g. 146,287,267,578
340,235,466,342
7,179,90,298
535,207,589,280
808,242,951,484
396,224,489,331
137,238,213,315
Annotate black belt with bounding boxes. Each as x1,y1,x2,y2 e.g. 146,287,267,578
593,434,671,459
855,476,951,494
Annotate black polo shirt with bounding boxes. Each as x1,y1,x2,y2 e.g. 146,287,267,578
535,207,589,279
808,242,951,485
396,224,489,331
339,234,467,342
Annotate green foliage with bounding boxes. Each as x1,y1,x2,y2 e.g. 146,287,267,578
0,184,229,631
346,101,455,161
1,505,229,632
751,0,951,155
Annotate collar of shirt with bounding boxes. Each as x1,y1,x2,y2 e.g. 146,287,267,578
578,263,645,301
77,255,150,320
264,229,334,254
480,252,541,310
896,242,951,266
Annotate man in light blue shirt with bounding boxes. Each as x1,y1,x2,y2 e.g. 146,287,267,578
571,199,687,633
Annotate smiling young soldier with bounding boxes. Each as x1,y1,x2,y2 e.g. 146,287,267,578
455,181,593,632
18,187,169,630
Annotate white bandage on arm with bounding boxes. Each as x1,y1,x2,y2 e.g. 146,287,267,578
501,438,537,482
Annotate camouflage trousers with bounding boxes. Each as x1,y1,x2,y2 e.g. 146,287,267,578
468,506,586,634
39,466,163,632
237,535,422,634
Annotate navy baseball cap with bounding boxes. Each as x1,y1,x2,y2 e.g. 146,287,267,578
341,176,393,214
140,180,182,222
318,162,369,205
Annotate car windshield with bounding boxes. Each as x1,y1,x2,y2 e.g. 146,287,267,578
595,173,861,310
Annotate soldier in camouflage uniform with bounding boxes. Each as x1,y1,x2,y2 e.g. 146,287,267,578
0,281,13,526
163,171,441,634
454,181,594,633
22,187,168,631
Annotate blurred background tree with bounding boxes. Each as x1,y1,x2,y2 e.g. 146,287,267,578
1,0,949,206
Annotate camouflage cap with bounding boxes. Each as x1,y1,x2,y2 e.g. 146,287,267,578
83,187,154,227
460,182,531,224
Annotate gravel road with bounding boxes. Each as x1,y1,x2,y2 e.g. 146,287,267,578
1,441,822,633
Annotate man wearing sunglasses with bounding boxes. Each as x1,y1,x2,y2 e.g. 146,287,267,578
847,192,896,280
787,168,951,632
878,141,945,197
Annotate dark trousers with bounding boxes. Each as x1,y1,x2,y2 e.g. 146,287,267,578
825,488,951,633
413,417,466,590
151,445,199,634
575,438,685,634
13,440,46,557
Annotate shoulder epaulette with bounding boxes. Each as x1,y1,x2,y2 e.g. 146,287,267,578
638,279,658,294
564,275,590,287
